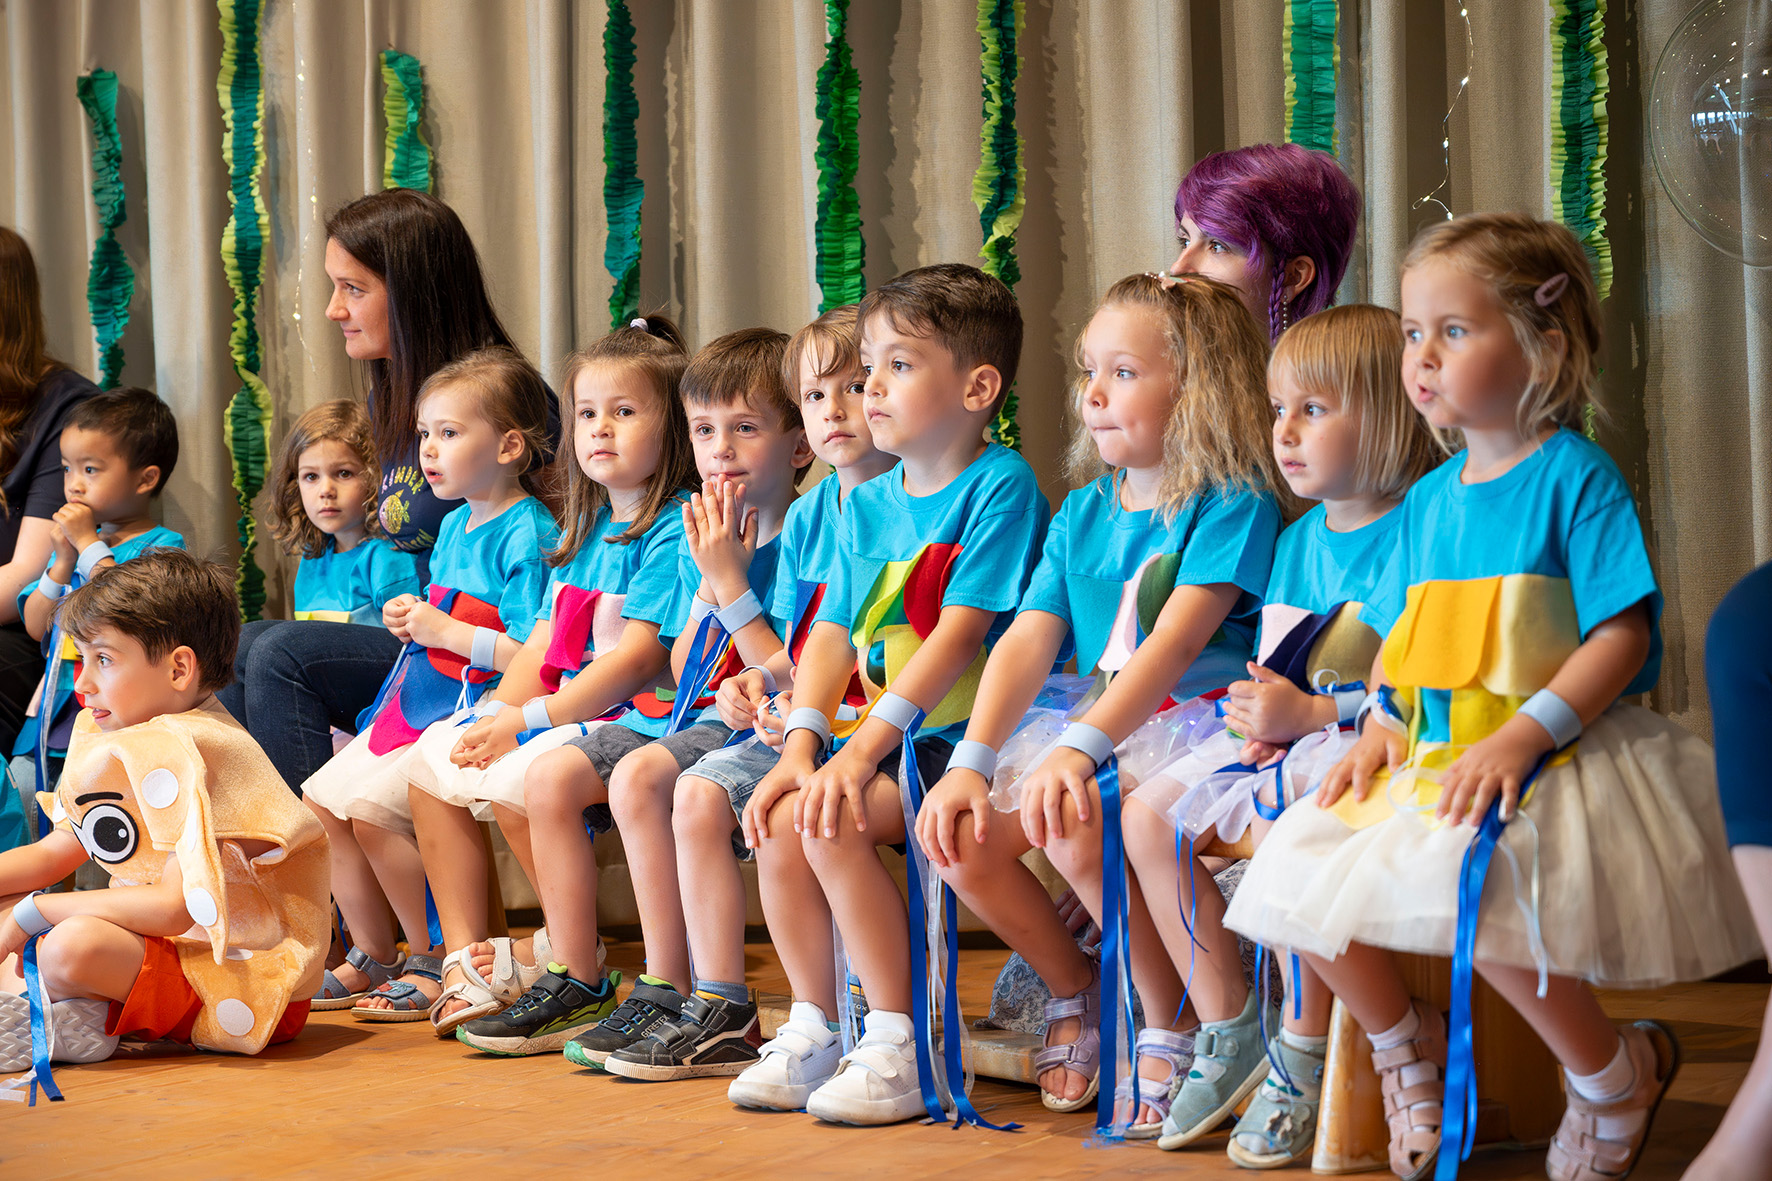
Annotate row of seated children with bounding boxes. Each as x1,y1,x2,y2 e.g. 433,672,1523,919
1,212,1753,1181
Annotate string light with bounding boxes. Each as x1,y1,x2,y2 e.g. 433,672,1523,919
1414,5,1473,220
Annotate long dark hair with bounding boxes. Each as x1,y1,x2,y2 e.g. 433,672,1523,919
324,189,518,464
0,227,63,482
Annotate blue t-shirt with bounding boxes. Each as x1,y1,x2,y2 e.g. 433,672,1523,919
427,498,557,649
293,536,423,627
1361,429,1662,730
816,444,1051,741
14,524,187,758
772,474,850,658
537,503,688,680
1019,476,1280,702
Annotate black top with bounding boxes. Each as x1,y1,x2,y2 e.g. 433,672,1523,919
0,367,100,564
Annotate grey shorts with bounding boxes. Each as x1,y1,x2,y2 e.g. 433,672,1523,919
566,719,734,834
680,735,955,860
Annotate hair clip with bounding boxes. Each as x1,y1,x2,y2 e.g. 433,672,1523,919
1147,270,1181,289
1533,272,1570,307
630,317,648,330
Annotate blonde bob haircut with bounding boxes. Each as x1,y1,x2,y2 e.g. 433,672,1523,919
1402,212,1603,438
1067,272,1300,521
1270,305,1445,501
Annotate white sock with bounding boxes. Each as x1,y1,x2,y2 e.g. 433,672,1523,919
1280,1029,1328,1053
1271,1029,1327,1097
1368,1006,1438,1122
1566,1034,1647,1143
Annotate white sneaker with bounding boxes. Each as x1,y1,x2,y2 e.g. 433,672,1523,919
727,1001,841,1110
0,993,119,1072
804,1009,926,1126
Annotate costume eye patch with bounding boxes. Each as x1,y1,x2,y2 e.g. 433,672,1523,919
74,802,138,865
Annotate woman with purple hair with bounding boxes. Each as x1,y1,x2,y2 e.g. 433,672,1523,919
1168,143,1363,342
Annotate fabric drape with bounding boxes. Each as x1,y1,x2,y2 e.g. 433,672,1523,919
2,0,1763,737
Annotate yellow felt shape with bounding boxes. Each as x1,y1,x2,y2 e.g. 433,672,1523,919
1381,575,1581,696
53,697,330,1055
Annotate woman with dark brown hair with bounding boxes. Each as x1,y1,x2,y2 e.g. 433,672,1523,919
0,227,99,775
230,190,558,802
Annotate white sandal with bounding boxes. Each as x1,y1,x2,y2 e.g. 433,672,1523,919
427,930,604,1036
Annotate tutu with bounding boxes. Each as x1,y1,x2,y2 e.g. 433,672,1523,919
1225,703,1762,988
301,718,456,836
399,714,610,818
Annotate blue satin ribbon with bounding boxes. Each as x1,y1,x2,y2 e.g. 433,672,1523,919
898,715,1019,1131
667,613,731,736
424,881,443,949
1435,755,1549,1181
21,932,63,1104
35,571,83,836
1094,755,1134,1137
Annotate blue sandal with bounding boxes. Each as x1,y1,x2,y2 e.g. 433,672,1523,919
352,955,444,1023
313,946,403,1012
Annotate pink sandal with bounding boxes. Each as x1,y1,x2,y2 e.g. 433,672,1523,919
1373,999,1446,1181
1546,1021,1680,1181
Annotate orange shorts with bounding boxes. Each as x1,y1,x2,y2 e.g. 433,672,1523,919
105,935,309,1046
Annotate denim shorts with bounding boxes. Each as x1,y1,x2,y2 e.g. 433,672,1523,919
565,719,734,834
677,736,784,861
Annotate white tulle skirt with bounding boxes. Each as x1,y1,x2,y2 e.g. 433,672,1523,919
399,716,608,818
1224,703,1762,989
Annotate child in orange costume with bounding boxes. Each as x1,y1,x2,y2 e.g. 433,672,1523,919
0,550,329,1093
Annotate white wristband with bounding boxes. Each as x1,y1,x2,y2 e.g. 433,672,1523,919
522,697,554,732
470,626,501,670
687,595,718,626
75,540,114,580
36,574,70,601
11,891,51,937
1517,688,1582,749
716,590,764,633
783,706,833,751
869,691,921,735
946,740,998,781
740,664,779,694
1056,722,1116,769
1355,688,1406,736
471,698,507,720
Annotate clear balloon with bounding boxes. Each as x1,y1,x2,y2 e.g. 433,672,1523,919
1648,0,1772,267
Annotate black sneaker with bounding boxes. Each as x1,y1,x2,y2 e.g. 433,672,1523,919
602,991,763,1081
455,967,619,1056
561,976,685,1070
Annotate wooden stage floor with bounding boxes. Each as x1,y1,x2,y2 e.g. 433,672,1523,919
1,936,1760,1179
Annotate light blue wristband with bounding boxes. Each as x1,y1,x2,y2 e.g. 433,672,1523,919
783,707,832,752
716,590,764,633
522,698,554,732
1056,722,1116,769
36,574,70,601
75,540,114,580
946,740,998,781
869,691,920,734
1517,688,1582,749
470,627,500,670
11,891,51,937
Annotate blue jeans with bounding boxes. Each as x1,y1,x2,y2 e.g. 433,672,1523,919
1707,562,1772,848
226,619,403,791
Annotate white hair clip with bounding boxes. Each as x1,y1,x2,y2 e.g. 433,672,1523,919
630,317,648,330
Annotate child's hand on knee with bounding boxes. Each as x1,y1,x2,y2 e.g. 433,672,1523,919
916,769,991,867
1019,748,1096,848
744,759,810,847
797,747,876,839
1318,725,1405,807
1435,713,1552,826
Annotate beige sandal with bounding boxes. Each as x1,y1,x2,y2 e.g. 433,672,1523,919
1546,1021,1680,1181
1373,999,1445,1181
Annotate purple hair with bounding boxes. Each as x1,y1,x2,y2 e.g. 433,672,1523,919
1174,144,1362,342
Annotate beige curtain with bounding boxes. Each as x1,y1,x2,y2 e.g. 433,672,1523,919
2,0,1764,737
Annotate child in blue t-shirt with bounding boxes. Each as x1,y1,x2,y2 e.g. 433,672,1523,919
739,265,1049,1125
13,388,185,780
1230,215,1757,1181
914,274,1285,1129
386,317,695,1035
451,328,811,1058
1106,305,1439,1161
302,348,558,1019
260,401,422,627
599,306,894,1085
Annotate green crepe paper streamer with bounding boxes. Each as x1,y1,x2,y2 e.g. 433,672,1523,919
380,50,433,192
604,0,642,329
218,0,272,620
76,70,134,390
814,0,864,313
973,0,1025,451
1283,0,1338,155
1550,0,1611,303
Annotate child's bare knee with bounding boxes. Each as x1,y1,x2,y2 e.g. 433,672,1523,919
608,746,677,815
525,748,598,817
39,914,117,987
672,775,735,843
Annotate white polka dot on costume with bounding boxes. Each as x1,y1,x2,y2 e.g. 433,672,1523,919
140,768,180,809
216,998,255,1036
225,948,253,961
184,886,218,927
